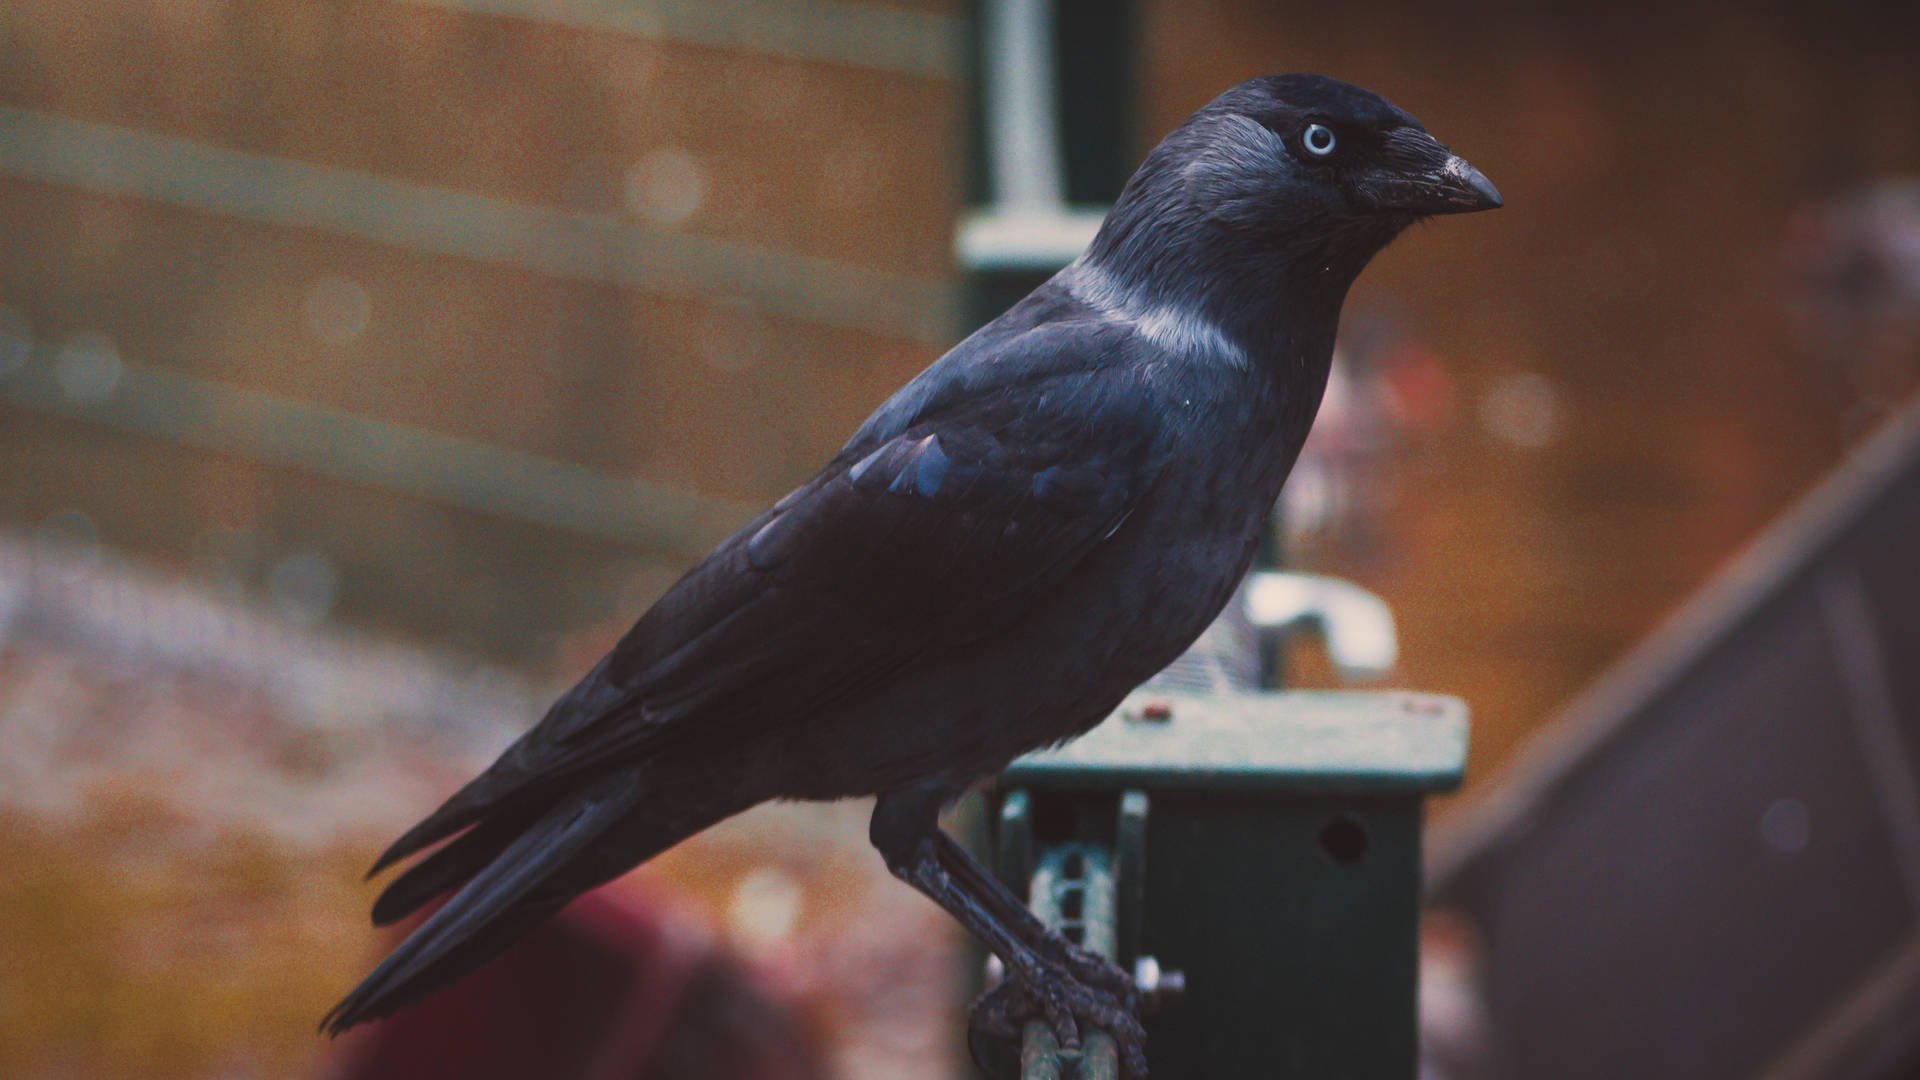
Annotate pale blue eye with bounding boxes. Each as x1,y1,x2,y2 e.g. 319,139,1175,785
1302,123,1337,157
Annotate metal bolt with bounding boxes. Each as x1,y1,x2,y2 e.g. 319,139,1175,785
1404,695,1445,716
1134,955,1186,1012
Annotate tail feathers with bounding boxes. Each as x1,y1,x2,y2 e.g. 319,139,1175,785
369,810,532,927
323,772,637,1036
366,775,506,879
365,663,648,880
329,889,575,1035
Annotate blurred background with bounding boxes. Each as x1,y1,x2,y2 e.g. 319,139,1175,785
2,1,1918,1077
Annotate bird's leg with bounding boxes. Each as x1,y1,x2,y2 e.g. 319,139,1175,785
871,790,1147,1078
925,828,1138,1000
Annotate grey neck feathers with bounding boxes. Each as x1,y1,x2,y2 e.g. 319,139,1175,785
1065,259,1248,368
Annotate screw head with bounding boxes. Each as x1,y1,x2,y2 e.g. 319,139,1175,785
1134,955,1187,1011
983,954,1004,988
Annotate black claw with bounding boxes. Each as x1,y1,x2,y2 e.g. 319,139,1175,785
1046,1003,1082,1051
1058,944,1138,1002
966,964,1149,1079
967,980,1032,1078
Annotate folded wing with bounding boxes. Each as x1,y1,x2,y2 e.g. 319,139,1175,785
371,330,1165,881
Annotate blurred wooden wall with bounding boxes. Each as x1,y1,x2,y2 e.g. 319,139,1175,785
0,0,965,661
2,0,1917,793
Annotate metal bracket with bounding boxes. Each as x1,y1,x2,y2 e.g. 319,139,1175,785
997,789,1185,1079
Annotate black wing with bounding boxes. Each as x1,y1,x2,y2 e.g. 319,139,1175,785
372,325,1165,874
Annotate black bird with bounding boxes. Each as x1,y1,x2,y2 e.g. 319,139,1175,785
324,73,1500,1075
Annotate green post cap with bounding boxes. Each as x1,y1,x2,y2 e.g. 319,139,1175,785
1003,690,1468,796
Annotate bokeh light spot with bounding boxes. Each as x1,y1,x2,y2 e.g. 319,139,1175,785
303,275,373,346
725,865,804,957
1479,371,1562,449
267,550,340,627
53,330,123,405
624,149,707,227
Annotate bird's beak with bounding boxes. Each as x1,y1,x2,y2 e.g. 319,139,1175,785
1364,127,1503,215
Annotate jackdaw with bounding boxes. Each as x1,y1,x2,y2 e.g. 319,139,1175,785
323,73,1501,1076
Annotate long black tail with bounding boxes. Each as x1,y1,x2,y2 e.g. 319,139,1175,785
323,767,664,1035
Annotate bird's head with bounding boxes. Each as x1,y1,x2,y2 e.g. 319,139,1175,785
1191,74,1501,226
1084,74,1500,339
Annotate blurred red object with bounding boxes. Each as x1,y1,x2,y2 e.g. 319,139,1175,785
322,886,828,1080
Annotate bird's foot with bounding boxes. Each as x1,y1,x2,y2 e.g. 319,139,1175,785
968,964,1148,1078
1047,940,1139,1002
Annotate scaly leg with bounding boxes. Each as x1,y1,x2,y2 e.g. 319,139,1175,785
926,828,1140,1001
871,789,1148,1078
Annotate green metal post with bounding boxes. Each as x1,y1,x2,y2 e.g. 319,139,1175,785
958,0,1134,326
1020,846,1120,1080
996,690,1468,1077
